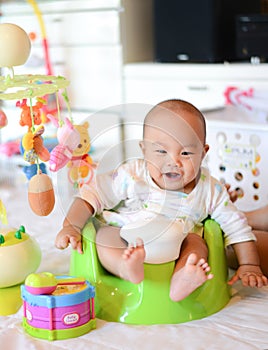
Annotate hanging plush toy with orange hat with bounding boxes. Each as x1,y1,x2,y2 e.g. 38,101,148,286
17,98,50,164
16,98,55,216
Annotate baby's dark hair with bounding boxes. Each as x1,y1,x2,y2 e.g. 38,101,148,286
143,99,207,144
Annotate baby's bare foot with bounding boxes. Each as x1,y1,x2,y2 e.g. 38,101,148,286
119,238,146,284
169,253,213,302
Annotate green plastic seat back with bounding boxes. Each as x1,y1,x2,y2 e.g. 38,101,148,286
70,218,230,325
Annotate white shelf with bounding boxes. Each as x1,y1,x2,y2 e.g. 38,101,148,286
1,0,122,14
124,62,268,80
123,62,268,111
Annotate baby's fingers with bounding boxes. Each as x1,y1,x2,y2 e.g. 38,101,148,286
55,235,70,250
253,275,267,288
241,273,265,288
261,275,268,286
70,236,83,254
228,274,239,286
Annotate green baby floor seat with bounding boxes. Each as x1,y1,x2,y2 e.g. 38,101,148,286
70,218,231,325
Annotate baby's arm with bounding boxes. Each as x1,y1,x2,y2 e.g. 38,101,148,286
245,205,268,231
55,197,94,254
228,240,268,287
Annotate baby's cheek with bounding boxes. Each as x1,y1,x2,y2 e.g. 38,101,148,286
147,163,161,179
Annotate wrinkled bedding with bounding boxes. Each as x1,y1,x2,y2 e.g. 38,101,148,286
1,183,268,350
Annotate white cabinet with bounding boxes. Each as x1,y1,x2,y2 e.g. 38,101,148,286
123,62,268,112
0,0,154,111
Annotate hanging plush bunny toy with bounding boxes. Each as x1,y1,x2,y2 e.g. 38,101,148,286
0,23,55,216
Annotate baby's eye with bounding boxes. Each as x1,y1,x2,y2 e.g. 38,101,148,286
155,149,167,154
181,151,194,156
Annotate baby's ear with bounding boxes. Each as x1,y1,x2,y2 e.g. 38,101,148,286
204,143,209,154
139,140,145,154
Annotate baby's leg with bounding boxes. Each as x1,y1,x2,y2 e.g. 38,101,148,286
169,233,213,302
96,225,146,284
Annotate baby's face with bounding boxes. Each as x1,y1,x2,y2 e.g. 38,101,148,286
140,109,208,193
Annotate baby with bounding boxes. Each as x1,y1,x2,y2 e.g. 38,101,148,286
55,99,267,301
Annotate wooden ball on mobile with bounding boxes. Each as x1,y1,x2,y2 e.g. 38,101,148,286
0,23,31,68
28,172,55,216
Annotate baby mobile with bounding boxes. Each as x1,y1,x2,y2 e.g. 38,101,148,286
0,20,95,217
26,0,95,189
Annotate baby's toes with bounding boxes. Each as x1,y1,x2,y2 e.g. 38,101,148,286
201,262,209,270
122,248,132,259
204,265,211,273
135,237,144,247
197,258,206,267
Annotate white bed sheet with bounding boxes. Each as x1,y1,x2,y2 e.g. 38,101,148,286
1,183,268,350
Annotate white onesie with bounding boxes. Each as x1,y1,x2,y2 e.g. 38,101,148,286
79,159,255,263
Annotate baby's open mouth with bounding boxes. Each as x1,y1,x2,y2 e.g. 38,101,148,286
164,172,181,179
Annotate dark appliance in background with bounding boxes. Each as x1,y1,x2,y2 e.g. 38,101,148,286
154,0,261,63
236,14,268,61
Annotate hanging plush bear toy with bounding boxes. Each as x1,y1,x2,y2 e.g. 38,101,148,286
48,115,94,188
67,121,94,187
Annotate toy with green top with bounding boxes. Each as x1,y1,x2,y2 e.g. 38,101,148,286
0,224,41,315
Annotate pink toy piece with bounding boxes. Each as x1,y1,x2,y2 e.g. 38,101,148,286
47,115,80,172
49,144,74,171
26,285,56,295
25,279,86,295
0,140,20,157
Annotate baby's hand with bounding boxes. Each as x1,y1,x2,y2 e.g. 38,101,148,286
55,225,83,254
225,183,244,203
228,264,268,288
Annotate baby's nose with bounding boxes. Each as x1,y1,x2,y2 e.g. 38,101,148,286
168,155,182,168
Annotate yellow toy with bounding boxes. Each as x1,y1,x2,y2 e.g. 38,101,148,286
22,125,50,164
67,121,95,188
0,200,8,225
0,200,41,315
